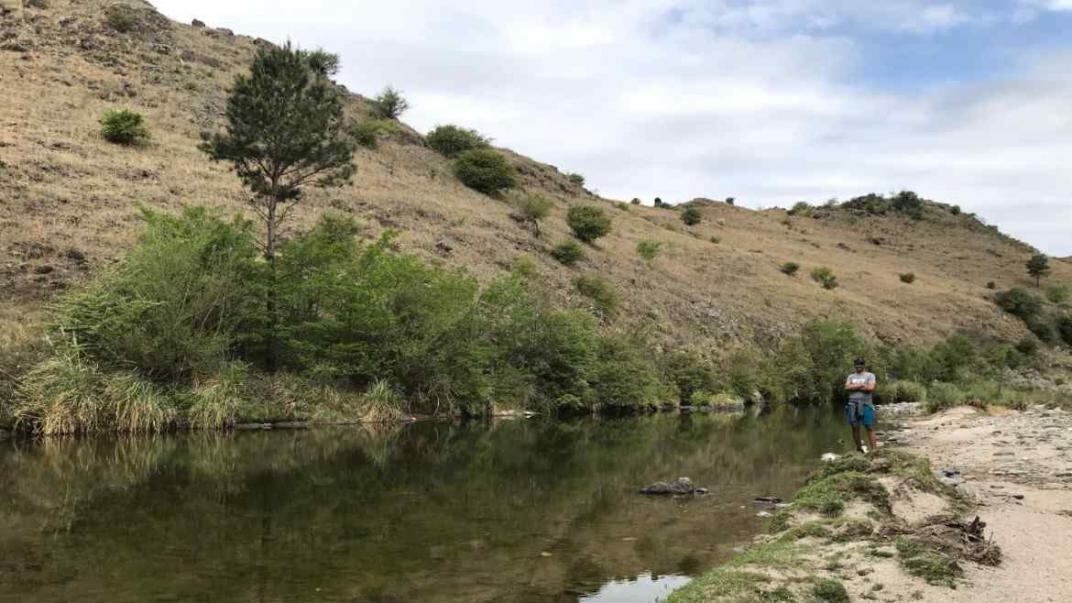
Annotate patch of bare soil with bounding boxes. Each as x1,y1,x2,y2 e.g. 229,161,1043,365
894,405,1072,603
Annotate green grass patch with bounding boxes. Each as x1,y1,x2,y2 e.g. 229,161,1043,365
794,470,889,516
665,569,772,603
896,536,962,587
811,578,849,603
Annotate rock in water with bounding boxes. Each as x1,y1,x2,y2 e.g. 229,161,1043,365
640,477,704,495
821,452,840,462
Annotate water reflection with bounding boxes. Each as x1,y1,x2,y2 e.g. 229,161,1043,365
0,407,844,602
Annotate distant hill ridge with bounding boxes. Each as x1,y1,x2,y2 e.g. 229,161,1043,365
1,0,1068,350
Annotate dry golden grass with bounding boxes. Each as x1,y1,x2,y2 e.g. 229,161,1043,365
2,0,1069,353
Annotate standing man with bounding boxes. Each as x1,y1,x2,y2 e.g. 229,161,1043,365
845,357,877,453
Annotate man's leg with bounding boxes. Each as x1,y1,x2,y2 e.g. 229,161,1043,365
851,424,862,451
866,427,878,450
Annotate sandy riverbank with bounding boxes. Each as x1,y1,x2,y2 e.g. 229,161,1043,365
668,403,1072,603
893,405,1072,602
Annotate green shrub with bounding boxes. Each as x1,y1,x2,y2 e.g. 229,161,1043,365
370,86,409,119
510,192,552,226
636,240,662,261
950,205,961,215
100,109,150,146
1046,282,1071,304
899,272,916,284
884,380,926,403
811,267,838,290
1058,314,1072,346
52,207,260,382
994,287,1042,320
788,201,813,217
277,220,486,410
104,4,140,32
567,205,612,243
681,206,702,226
661,350,721,405
812,578,849,603
780,262,799,276
453,149,517,196
924,382,965,414
426,124,490,157
351,119,400,149
709,236,721,244
630,198,641,205
986,281,997,289
551,241,583,266
589,335,668,410
573,275,620,320
567,173,585,187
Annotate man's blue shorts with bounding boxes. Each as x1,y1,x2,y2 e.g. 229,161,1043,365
845,401,876,427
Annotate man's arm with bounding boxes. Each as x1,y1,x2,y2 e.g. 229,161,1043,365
862,375,876,393
845,377,859,391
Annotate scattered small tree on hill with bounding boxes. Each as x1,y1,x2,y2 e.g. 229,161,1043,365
370,86,409,120
811,267,838,290
1026,253,1050,287
780,262,800,276
551,241,583,265
725,197,735,206
630,198,641,205
510,193,552,236
681,206,702,226
100,109,150,146
453,149,517,196
567,173,585,187
426,125,489,157
636,240,662,261
567,206,612,243
199,43,355,370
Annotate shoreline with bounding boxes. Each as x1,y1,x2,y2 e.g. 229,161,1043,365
669,404,1072,602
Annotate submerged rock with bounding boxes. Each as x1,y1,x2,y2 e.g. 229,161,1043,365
639,477,707,495
821,452,841,462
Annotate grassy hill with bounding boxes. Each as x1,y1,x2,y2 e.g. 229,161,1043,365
2,0,1069,354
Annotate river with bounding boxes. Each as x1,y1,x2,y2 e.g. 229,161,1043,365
0,407,845,602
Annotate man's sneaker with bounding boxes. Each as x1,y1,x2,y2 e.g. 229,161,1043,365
861,445,870,454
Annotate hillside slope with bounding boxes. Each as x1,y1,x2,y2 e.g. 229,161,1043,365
1,0,1069,351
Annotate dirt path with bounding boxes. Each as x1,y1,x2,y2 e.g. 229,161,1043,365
895,405,1072,603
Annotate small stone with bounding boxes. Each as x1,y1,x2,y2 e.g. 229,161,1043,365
33,265,54,274
540,551,552,557
756,511,772,518
1012,494,1025,500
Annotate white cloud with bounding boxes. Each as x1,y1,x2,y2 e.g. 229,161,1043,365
153,1,1072,254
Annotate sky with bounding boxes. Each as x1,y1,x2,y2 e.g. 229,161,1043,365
153,1,1072,255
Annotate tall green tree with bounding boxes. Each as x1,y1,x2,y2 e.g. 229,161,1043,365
199,42,355,370
1026,253,1051,288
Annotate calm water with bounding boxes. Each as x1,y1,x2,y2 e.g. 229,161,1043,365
0,407,845,603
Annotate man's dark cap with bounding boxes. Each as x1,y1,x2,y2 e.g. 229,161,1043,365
854,357,866,366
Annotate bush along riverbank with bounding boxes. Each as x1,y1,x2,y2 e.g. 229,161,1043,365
0,206,1062,435
668,448,1002,602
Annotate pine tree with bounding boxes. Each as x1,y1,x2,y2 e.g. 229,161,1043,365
199,42,355,370
1026,253,1051,288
